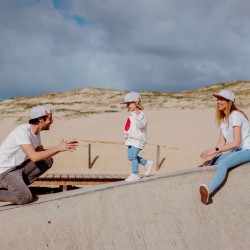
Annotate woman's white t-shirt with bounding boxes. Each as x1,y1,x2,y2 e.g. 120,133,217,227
220,111,250,150
0,124,41,174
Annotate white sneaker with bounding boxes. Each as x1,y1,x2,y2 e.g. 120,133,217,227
144,160,153,176
125,174,141,182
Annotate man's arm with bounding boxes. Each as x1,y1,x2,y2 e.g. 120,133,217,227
21,140,78,163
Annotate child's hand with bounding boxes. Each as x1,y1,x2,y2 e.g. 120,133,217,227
123,132,129,139
134,108,140,115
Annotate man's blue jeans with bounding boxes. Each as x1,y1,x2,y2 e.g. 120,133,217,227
209,149,250,192
127,146,147,174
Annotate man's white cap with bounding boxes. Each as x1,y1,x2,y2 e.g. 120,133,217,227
212,89,235,102
121,92,142,104
30,105,52,120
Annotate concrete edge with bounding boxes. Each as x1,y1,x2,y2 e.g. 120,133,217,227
0,165,221,212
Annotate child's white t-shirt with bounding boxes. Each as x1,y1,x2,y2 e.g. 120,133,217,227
0,124,41,174
220,111,250,150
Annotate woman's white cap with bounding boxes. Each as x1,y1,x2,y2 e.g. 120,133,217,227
30,105,52,119
212,89,235,102
121,92,142,104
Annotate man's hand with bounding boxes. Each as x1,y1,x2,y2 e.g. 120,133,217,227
57,139,79,152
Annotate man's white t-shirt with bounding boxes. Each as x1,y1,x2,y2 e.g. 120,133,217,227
0,124,41,174
220,111,250,150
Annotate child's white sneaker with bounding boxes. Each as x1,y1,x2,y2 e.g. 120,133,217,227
144,160,153,176
125,173,141,182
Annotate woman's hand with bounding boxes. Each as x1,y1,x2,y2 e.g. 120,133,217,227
200,148,217,159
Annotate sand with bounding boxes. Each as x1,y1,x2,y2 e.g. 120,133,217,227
1,83,250,177
2,106,247,176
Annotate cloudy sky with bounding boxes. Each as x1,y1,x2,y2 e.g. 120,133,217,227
1,0,250,100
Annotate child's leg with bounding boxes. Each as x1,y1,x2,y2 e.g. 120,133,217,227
128,146,141,174
137,155,148,166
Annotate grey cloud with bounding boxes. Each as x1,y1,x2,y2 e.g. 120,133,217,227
0,0,250,100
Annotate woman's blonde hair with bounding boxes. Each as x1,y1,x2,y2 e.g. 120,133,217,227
216,101,248,125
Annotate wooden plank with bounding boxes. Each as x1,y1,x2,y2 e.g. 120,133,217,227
45,174,55,179
53,174,61,179
60,174,69,179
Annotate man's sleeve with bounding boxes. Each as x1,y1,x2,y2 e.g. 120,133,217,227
15,127,32,145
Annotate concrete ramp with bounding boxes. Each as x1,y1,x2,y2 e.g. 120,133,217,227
0,164,249,250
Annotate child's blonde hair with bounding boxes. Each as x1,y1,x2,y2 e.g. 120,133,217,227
135,101,144,110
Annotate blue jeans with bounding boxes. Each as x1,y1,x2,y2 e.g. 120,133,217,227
208,149,250,192
127,146,148,174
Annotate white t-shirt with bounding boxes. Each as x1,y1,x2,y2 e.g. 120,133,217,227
220,111,250,150
0,124,41,174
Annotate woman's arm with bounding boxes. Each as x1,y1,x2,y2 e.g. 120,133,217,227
215,129,226,148
216,126,241,153
200,126,241,159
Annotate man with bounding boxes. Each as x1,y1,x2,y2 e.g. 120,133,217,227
0,105,78,205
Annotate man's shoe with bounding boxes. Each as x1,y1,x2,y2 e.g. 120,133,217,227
144,160,153,176
31,194,39,203
125,174,141,182
199,184,210,205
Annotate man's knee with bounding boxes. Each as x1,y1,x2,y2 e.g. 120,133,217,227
45,157,53,169
16,191,33,205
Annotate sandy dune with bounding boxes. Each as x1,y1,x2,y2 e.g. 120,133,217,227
0,81,250,176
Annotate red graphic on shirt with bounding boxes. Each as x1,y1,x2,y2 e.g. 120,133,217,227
125,118,131,131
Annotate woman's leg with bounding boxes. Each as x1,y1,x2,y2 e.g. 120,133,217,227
208,149,250,192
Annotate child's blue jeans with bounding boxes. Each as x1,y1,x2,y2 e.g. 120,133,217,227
127,146,147,174
209,149,250,192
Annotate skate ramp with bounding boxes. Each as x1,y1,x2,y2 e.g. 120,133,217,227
0,164,249,250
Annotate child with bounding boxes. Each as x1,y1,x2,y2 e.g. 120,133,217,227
121,91,153,182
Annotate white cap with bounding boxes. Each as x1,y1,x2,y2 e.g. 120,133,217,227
212,89,235,102
30,105,52,120
121,92,142,104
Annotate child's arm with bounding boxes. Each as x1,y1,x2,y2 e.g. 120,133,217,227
134,110,147,129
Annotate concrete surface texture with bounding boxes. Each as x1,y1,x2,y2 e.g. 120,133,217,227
0,164,249,250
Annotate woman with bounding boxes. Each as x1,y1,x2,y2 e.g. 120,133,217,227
199,89,250,205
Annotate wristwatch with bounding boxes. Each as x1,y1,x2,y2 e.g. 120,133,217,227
215,147,220,152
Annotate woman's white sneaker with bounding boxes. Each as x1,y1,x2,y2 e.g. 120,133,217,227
125,174,141,182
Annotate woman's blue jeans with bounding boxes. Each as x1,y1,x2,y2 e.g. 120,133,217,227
209,149,250,192
127,146,147,174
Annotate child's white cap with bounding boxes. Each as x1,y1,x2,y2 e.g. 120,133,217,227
30,105,52,119
121,92,142,104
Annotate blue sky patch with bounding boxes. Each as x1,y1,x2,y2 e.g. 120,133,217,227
73,15,87,27
52,0,62,9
